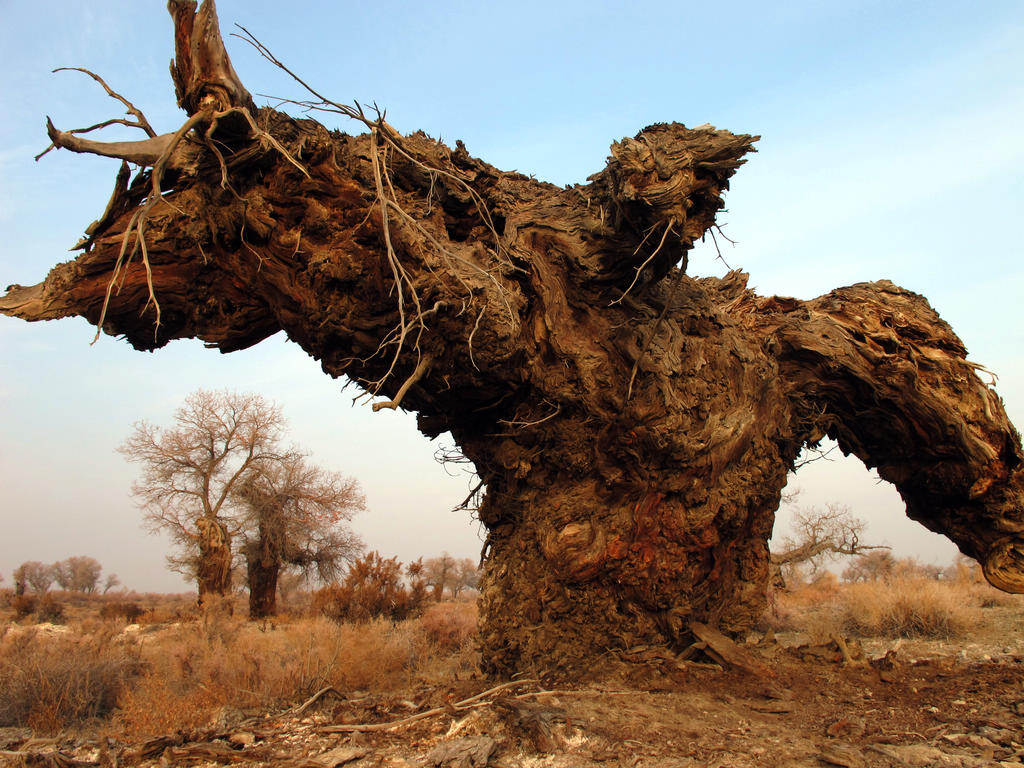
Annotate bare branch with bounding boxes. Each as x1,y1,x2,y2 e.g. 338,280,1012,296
34,66,158,160
42,118,177,166
793,443,838,469
771,503,889,583
53,67,158,136
611,219,676,305
318,680,538,734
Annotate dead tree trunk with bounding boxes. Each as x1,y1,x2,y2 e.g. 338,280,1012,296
195,516,233,603
245,532,280,620
4,1,1022,673
239,493,285,619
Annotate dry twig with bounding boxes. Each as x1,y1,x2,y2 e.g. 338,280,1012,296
612,219,676,305
318,679,537,734
372,352,435,412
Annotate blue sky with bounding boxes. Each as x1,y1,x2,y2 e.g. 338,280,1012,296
1,1,1022,591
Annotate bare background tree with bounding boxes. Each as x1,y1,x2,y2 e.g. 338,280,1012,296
102,573,121,594
51,556,103,594
235,458,365,618
771,502,889,585
120,389,363,613
120,389,290,601
13,561,54,594
421,554,481,601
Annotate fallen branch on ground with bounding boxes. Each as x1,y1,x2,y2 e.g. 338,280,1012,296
318,679,538,733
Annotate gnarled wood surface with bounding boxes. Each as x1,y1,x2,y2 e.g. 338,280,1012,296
3,0,1021,673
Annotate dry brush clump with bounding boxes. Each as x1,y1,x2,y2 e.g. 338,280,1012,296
116,612,470,739
413,601,480,683
419,601,479,653
769,564,1023,641
310,551,428,622
837,577,983,639
10,594,37,621
0,594,482,737
8,593,67,624
765,571,844,641
0,623,142,732
98,601,147,623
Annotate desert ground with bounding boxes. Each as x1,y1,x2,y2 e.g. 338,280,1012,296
2,574,1023,768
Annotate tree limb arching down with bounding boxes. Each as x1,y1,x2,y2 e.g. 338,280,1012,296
3,0,1022,674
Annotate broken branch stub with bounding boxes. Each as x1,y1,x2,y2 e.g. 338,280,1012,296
169,0,255,115
3,5,1023,675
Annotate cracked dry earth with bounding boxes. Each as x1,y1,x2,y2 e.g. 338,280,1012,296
4,621,1023,768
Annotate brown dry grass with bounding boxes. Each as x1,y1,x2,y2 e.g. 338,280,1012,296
0,599,481,738
419,601,478,652
6,576,1021,739
115,609,478,739
0,623,142,732
770,572,1024,641
838,577,981,639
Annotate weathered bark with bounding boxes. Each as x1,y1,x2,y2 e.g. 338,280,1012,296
245,533,280,619
195,516,232,602
3,1,1022,673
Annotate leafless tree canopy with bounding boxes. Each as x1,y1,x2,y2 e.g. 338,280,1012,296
771,503,888,583
421,554,481,601
13,561,55,594
235,456,365,617
120,389,363,609
120,390,288,535
51,556,103,593
103,573,122,594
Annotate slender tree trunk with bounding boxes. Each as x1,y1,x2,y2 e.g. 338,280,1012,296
3,0,1022,673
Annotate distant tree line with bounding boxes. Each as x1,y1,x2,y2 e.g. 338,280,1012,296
5,556,118,625
11,556,119,595
769,498,977,590
420,553,480,601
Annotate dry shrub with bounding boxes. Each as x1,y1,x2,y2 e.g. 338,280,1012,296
116,672,226,739
764,571,842,637
11,594,37,620
114,615,418,738
413,602,480,682
312,552,425,622
318,618,418,689
959,580,1024,609
420,601,477,653
100,601,146,623
0,625,141,732
141,595,197,624
839,577,981,639
37,594,66,624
